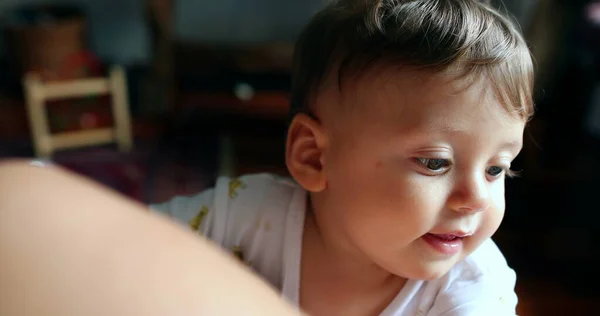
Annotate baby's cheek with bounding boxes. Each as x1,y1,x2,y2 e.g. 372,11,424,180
478,205,505,241
463,202,505,257
489,193,507,229
477,187,506,233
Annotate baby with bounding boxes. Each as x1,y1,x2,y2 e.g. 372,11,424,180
151,0,534,315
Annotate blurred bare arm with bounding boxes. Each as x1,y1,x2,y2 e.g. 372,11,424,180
0,160,301,316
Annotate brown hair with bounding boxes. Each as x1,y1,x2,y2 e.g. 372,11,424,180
290,0,534,121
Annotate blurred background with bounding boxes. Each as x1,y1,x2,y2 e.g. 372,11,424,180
0,0,599,314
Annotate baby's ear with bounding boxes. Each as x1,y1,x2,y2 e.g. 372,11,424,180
285,113,328,192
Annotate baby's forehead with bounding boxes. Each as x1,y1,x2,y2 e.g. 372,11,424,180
356,67,482,97
330,70,525,149
319,68,523,129
339,69,490,109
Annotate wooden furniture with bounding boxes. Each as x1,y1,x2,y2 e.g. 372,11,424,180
23,66,133,158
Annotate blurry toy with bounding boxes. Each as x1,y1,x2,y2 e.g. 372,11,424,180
23,66,133,158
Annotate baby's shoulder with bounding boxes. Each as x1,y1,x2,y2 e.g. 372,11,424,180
215,173,299,213
212,173,300,240
151,173,303,288
213,173,302,287
151,172,301,241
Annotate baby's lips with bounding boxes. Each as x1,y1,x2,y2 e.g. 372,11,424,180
428,231,473,239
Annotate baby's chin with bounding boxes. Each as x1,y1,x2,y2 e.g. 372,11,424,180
410,264,456,281
377,253,465,281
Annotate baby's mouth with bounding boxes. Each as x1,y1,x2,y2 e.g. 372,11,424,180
430,234,461,241
429,232,471,240
421,232,472,255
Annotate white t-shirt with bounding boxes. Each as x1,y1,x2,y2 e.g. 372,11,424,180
151,173,519,315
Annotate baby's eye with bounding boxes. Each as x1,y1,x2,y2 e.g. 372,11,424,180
416,158,451,172
486,166,505,177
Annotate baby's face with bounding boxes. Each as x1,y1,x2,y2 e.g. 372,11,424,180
316,69,525,280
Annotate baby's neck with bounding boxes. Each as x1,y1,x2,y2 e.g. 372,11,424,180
300,211,406,315
301,210,405,292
